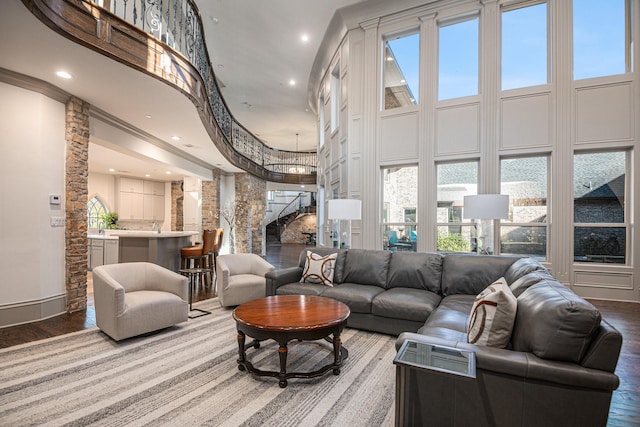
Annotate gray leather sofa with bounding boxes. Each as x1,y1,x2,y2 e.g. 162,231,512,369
266,248,622,426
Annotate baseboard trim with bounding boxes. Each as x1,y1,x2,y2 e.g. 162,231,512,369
0,295,66,328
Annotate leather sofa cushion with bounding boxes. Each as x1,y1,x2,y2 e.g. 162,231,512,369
441,254,517,296
275,282,326,296
320,283,385,314
298,248,346,283
372,288,441,322
419,294,475,333
503,257,547,285
386,252,443,292
512,279,601,363
509,269,556,297
341,249,391,288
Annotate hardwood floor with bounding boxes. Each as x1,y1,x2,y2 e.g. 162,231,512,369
0,243,638,425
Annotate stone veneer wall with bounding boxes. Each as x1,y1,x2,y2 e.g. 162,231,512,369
202,168,221,230
280,214,317,244
65,97,90,312
171,181,183,231
234,173,266,254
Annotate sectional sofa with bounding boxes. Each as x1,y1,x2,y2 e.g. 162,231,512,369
265,248,623,426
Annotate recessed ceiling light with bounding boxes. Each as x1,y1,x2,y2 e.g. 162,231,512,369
301,185,305,188
386,56,394,62
171,135,181,141
289,79,296,86
400,79,406,83
108,168,115,172
301,34,309,43
145,174,151,177
145,114,152,119
165,171,172,175
56,71,72,79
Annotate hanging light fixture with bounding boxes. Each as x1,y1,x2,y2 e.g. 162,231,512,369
289,133,306,174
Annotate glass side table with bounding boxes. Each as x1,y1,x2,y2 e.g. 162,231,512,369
393,340,476,426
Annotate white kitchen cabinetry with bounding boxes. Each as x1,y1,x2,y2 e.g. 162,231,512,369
118,178,165,221
89,239,104,270
143,194,165,221
104,239,119,265
119,192,144,220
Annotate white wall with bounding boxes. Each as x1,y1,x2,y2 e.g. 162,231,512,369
0,82,66,308
88,172,116,213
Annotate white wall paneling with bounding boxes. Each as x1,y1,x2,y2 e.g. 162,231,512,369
574,81,634,144
500,92,553,150
380,111,419,162
435,103,481,156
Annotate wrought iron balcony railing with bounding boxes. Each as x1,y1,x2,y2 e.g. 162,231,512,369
27,0,316,184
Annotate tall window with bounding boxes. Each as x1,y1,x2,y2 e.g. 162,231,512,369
87,196,108,229
330,63,340,132
574,151,628,264
502,2,548,90
436,161,478,252
438,17,479,100
500,156,548,260
383,32,419,109
383,166,418,252
573,0,628,80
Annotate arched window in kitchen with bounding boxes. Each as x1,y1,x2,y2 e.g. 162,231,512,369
87,196,108,230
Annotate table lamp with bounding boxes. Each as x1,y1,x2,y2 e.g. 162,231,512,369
328,199,362,249
463,194,509,255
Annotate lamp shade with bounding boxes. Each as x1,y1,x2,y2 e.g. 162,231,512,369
328,199,362,220
463,195,509,220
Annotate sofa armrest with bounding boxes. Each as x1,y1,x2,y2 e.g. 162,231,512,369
396,332,619,391
92,266,127,319
145,263,189,301
265,267,303,295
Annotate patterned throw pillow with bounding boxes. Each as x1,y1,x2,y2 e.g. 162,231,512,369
467,277,517,348
301,251,337,286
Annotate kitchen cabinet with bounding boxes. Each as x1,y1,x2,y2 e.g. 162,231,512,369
88,237,119,270
143,194,165,221
89,239,104,270
143,180,165,196
119,192,144,220
118,178,164,221
104,239,119,265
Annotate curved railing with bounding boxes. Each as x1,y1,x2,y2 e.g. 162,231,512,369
24,0,316,184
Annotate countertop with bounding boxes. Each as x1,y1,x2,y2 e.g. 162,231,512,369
88,231,198,239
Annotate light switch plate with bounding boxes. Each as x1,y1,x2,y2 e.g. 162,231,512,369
50,217,65,227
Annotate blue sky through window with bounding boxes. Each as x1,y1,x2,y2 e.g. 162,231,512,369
502,3,547,90
574,0,626,80
386,33,420,104
438,18,479,100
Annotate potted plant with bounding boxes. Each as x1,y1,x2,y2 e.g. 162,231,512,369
100,212,119,229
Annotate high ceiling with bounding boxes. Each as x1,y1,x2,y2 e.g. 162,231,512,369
0,0,371,183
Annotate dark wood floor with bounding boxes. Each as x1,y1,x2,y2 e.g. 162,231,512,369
0,243,638,425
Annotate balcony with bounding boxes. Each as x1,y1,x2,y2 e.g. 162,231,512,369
23,0,316,185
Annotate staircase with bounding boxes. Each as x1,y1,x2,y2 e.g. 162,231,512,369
265,192,316,243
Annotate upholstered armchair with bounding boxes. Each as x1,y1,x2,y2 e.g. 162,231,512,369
93,262,189,341
217,254,275,307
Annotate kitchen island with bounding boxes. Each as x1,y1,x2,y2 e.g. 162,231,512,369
107,231,198,272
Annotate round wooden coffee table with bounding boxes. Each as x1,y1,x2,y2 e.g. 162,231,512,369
232,295,350,388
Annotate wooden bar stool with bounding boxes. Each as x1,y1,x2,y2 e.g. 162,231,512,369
180,230,215,288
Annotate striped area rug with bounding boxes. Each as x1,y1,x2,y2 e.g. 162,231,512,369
0,299,397,426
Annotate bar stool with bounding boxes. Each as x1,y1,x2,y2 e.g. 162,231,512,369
178,267,212,318
180,230,215,288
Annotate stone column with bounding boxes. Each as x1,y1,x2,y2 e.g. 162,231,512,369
171,181,183,231
234,173,266,254
202,168,222,230
65,97,90,312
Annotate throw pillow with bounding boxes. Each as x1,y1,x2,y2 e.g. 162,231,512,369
301,251,337,286
467,277,517,348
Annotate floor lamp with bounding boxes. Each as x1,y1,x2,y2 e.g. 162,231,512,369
328,199,362,249
463,195,509,255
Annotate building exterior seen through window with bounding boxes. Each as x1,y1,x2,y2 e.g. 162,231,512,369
500,156,549,260
574,151,627,264
383,32,419,109
436,162,478,252
383,166,418,251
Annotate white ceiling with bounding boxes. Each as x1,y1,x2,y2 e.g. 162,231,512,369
0,0,368,184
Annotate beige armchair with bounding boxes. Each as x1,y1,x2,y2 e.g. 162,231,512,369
217,254,275,307
93,262,189,341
